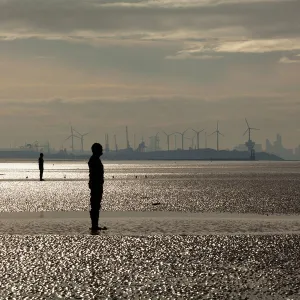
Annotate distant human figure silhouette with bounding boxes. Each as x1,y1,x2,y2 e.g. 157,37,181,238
38,153,44,181
88,143,104,231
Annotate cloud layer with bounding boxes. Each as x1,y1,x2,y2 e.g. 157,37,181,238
0,0,300,148
0,0,299,45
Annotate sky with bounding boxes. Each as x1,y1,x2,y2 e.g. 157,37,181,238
0,0,300,151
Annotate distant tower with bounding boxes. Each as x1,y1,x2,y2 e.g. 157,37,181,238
126,126,130,150
155,132,160,151
191,128,204,150
47,141,50,154
105,134,110,153
114,134,118,152
148,136,158,151
175,129,189,150
73,128,89,152
71,126,74,153
162,131,175,151
137,141,146,152
243,118,259,160
134,134,136,150
209,121,224,151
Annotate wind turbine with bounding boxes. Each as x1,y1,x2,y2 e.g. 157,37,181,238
175,128,190,150
114,134,118,152
243,118,259,142
154,132,160,151
162,130,175,151
209,121,224,151
64,126,80,152
184,133,197,149
243,118,259,159
73,128,89,152
191,128,205,150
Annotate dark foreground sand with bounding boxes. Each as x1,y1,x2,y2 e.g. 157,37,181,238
0,212,300,299
0,235,300,299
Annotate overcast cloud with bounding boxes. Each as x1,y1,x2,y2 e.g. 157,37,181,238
0,0,299,150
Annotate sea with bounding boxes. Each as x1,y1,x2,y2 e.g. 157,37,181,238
0,160,300,299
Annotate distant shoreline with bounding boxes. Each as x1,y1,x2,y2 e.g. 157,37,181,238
0,148,284,161
0,158,287,162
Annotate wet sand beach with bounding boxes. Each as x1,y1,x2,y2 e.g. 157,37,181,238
0,161,300,299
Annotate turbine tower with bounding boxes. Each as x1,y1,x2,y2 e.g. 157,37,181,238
162,130,175,151
73,128,89,152
191,128,205,150
114,134,118,152
155,132,160,151
243,118,259,160
105,133,110,153
126,126,130,150
209,121,224,151
64,126,80,152
148,132,160,151
175,128,190,150
184,134,196,149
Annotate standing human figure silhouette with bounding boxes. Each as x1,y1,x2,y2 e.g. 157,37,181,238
38,153,44,181
88,143,104,231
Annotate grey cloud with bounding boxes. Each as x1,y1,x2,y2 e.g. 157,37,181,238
279,55,300,63
165,53,223,60
0,0,299,41
178,39,300,54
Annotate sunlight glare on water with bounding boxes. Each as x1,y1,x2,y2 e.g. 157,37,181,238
0,161,300,214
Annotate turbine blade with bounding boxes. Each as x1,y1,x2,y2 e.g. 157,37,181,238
73,129,81,136
183,128,190,134
64,136,71,142
245,118,250,129
243,129,248,136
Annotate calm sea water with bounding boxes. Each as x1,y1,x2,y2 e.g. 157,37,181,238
1,161,300,299
0,160,299,214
